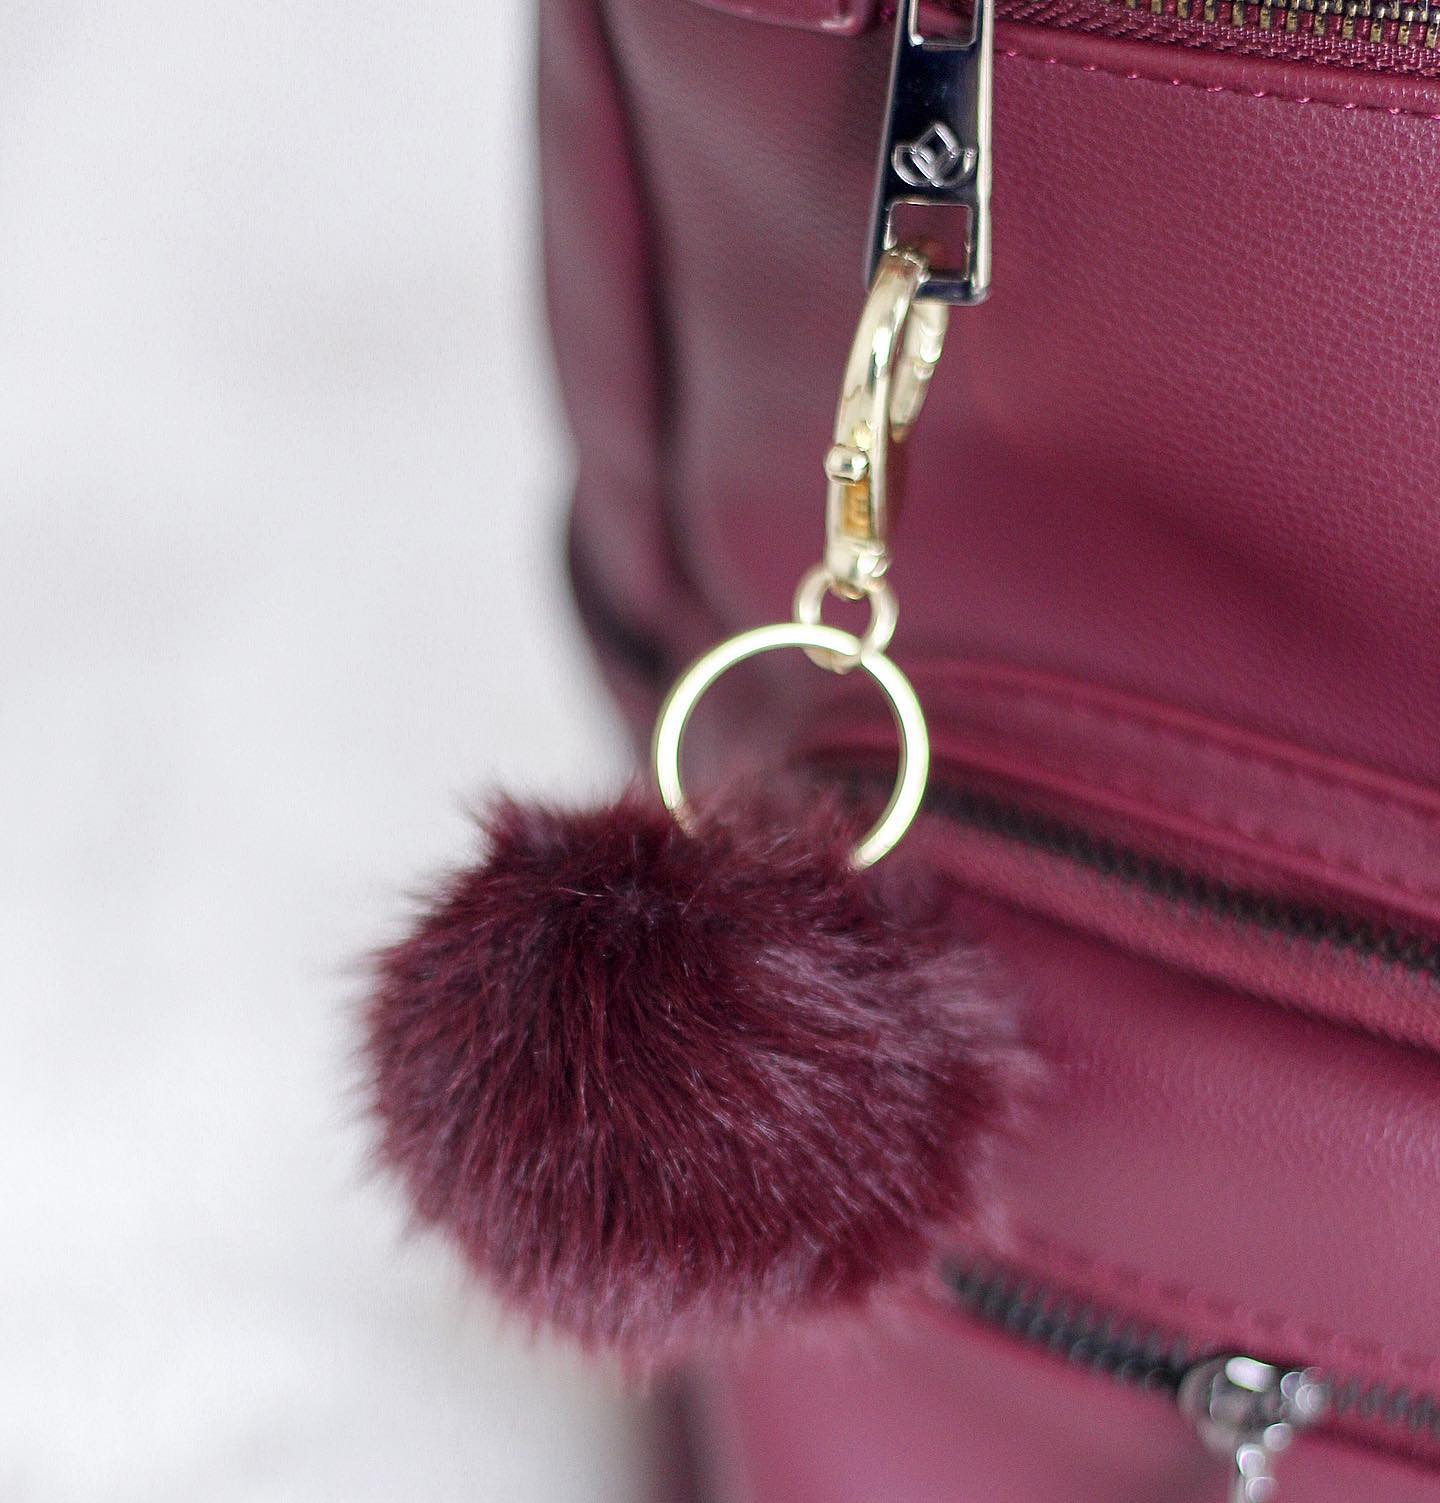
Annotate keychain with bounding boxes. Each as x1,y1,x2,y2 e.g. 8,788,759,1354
363,249,1026,1364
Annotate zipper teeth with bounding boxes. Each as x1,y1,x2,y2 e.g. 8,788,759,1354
1111,0,1440,42
991,0,1440,75
943,1259,1440,1445
1330,1378,1440,1434
915,778,1440,984
944,1259,1195,1392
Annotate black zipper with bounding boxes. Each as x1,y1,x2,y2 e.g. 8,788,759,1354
944,1257,1196,1395
918,778,1440,985
807,760,1440,986
943,1256,1440,1461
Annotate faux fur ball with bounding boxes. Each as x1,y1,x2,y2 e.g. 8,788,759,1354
365,789,1022,1363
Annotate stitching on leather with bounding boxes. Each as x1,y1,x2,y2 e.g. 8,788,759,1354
1183,808,1440,902
1169,801,1440,903
970,679,1440,825
1002,45,1440,119
963,679,1440,904
1012,1228,1440,1379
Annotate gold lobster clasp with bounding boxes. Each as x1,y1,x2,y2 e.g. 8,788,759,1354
820,247,948,601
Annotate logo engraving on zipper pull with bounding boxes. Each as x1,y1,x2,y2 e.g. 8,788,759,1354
868,0,994,304
891,122,975,190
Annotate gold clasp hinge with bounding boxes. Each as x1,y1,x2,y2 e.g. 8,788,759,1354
819,246,949,602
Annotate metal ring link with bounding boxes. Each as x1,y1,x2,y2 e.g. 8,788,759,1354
652,620,929,869
792,564,899,673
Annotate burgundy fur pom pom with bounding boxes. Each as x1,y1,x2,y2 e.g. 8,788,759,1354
366,790,1023,1362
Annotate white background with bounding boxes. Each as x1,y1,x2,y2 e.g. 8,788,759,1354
0,4,646,1498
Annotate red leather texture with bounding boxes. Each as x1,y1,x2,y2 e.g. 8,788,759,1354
538,0,699,668
950,902,1440,1420
537,0,1440,1494
580,0,1440,788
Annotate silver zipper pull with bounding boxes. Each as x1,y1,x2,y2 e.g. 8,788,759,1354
868,0,994,304
1179,1355,1329,1503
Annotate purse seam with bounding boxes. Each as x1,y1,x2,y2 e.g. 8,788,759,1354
1013,1227,1440,1379
960,678,1440,904
1003,44,1440,118
959,674,1440,823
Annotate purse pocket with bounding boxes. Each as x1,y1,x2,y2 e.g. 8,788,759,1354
724,657,1436,1498
693,1283,1440,1502
805,658,1440,1049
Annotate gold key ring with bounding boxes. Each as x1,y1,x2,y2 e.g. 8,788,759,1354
651,620,929,870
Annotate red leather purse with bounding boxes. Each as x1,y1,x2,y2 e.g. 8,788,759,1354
537,0,1440,1497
